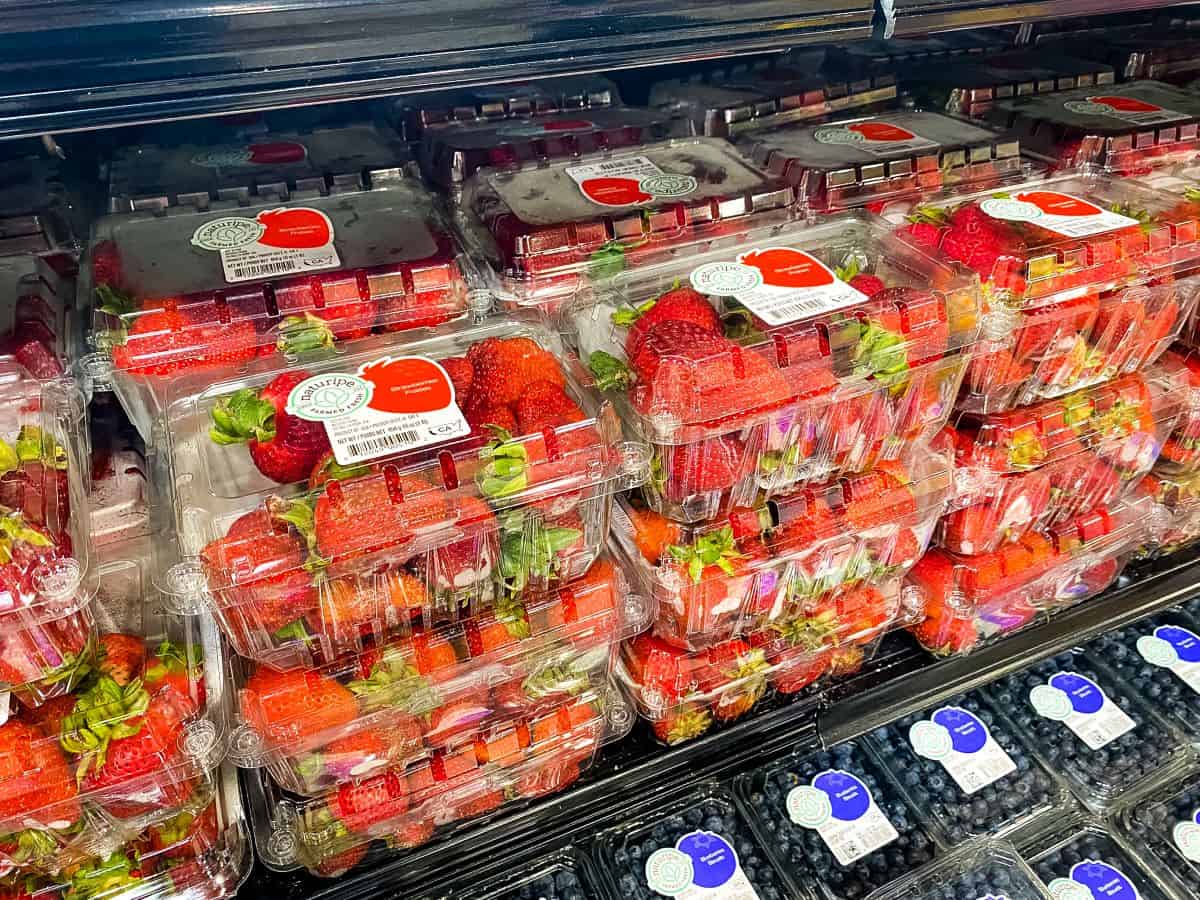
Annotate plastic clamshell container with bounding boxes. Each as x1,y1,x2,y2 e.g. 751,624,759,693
0,252,72,380
1023,820,1171,900
160,315,650,671
106,124,414,212
419,107,689,191
984,649,1196,813
742,110,1022,216
893,172,1200,414
87,394,151,549
942,366,1188,556
249,677,633,879
0,530,230,877
228,545,649,796
394,76,621,140
737,740,937,900
1113,772,1200,900
424,847,606,899
864,838,1051,900
648,60,896,138
985,81,1200,174
4,761,251,900
910,493,1160,657
0,366,95,708
822,34,1005,76
592,781,797,900
0,155,77,261
868,689,1072,847
1137,466,1200,557
1084,608,1200,744
460,136,800,310
610,440,949,651
564,214,980,522
1149,350,1200,476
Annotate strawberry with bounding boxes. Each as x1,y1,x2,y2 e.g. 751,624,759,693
848,274,885,296
102,296,258,378
441,357,474,401
419,495,497,595
629,320,732,384
427,695,495,746
625,635,713,745
147,800,219,859
388,818,436,850
307,452,373,491
143,640,205,708
496,509,585,597
240,667,359,747
622,497,681,564
95,633,145,686
613,286,722,361
701,639,769,722
939,203,1023,279
22,694,77,739
454,784,505,820
346,644,440,719
0,720,79,867
841,464,917,532
314,722,422,785
515,381,586,435
465,404,518,437
90,240,123,291
665,527,754,644
59,849,149,900
274,273,378,353
833,585,892,644
329,771,410,834
317,571,430,646
465,337,566,411
314,843,367,878
911,592,978,656
313,474,451,566
903,221,943,248
210,371,332,485
656,435,749,505
940,471,1052,555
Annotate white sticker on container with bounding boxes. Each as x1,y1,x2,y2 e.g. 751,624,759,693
813,121,939,156
908,706,1016,795
1174,810,1200,862
1063,96,1189,126
286,355,470,465
566,156,698,207
189,140,308,168
690,246,868,327
1048,861,1142,900
191,206,341,283
787,770,898,866
644,830,761,899
978,191,1139,239
0,691,8,727
1137,625,1200,694
1029,672,1136,751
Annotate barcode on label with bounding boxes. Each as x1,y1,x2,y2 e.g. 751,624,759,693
598,160,635,171
768,297,837,321
346,431,420,458
227,259,304,280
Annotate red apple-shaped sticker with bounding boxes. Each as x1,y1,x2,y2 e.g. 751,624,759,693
246,141,308,164
580,177,652,206
1090,95,1163,113
359,357,454,414
849,122,915,142
1014,192,1102,217
740,248,834,288
256,207,333,249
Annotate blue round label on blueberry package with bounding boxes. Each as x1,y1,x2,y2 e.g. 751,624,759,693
1069,861,1138,899
1157,625,1200,662
812,770,871,821
676,831,737,889
1049,672,1106,714
932,707,988,754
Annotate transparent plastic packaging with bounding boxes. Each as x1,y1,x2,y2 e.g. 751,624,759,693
864,838,1051,900
565,214,980,522
610,441,949,651
942,367,1188,556
985,81,1200,174
822,34,1008,76
83,178,482,442
0,254,72,380
1113,773,1200,900
87,395,150,549
159,316,650,671
891,173,1200,413
741,111,1022,216
648,59,895,138
423,847,606,900
909,494,1161,657
106,124,413,212
227,546,649,796
248,677,632,879
868,690,1072,847
984,650,1196,813
1137,466,1200,557
1023,820,1170,900
1148,350,1200,476
592,781,795,900
0,155,78,262
459,136,800,311
737,740,937,900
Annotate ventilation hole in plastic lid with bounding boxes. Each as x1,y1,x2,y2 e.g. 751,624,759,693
183,719,219,762
32,557,82,602
267,830,298,862
165,560,207,598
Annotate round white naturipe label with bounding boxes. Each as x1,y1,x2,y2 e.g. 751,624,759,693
689,261,764,296
1029,684,1073,721
908,719,955,761
979,197,1043,223
190,216,267,251
786,784,833,828
644,847,695,896
639,173,698,199
286,373,374,422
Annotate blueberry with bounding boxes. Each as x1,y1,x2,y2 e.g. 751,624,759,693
487,861,601,900
1027,827,1170,900
1123,778,1200,895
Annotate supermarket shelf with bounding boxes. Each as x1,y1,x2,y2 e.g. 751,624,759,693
0,0,871,140
888,0,1197,36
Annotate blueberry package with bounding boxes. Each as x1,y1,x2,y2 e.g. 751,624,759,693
984,651,1195,812
1023,821,1171,900
1084,609,1200,740
867,691,1071,846
736,741,935,900
593,782,795,900
429,847,604,899
1114,773,1200,899
864,838,1051,900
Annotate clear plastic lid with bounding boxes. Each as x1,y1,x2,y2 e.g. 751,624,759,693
1114,772,1200,899
611,441,948,652
868,690,1072,847
565,214,980,522
426,848,605,899
1024,821,1171,900
864,838,1051,900
0,155,76,260
1150,349,1200,476
460,136,800,309
158,316,649,670
106,124,413,212
984,649,1195,812
86,180,481,441
419,107,688,189
823,34,1007,75
648,60,895,138
249,677,632,878
592,782,797,900
737,740,937,900
985,81,1200,173
1138,466,1200,556
0,253,70,380
394,76,621,139
227,548,649,796
742,110,1022,215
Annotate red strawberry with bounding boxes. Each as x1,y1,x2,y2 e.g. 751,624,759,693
90,239,123,290
441,356,474,402
903,221,943,248
314,843,367,878
848,274,885,297
317,572,429,646
210,371,332,484
419,495,497,595
701,639,769,722
275,274,378,353
147,800,219,859
22,694,77,738
143,640,206,709
614,286,722,361
466,337,566,411
842,464,917,531
625,635,713,745
465,403,519,436
940,203,1023,279
622,498,682,564
0,720,79,832
329,771,410,834
105,298,259,377
658,435,749,504
664,526,756,645
96,633,145,686
515,380,586,435
307,451,374,491
313,474,451,565
240,666,359,746
388,818,436,850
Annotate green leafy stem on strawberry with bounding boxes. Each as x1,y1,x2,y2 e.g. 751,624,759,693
0,426,68,477
667,527,746,583
59,676,151,782
476,427,530,499
497,510,583,599
346,645,442,716
209,390,277,446
62,849,146,900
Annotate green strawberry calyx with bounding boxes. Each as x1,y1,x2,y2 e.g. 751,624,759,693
1184,187,1200,203
587,351,634,392
853,321,910,389
589,241,629,280
60,675,152,781
268,496,327,573
1,826,62,868
152,806,198,848
906,206,952,227
833,258,863,283
521,653,591,700
477,428,529,500
498,510,582,598
209,388,275,446
1006,428,1046,469
1061,392,1096,431
611,298,656,328
144,639,202,686
63,850,143,900
664,706,712,744
668,527,746,583
272,618,316,648
0,426,69,477
347,645,441,715
277,312,337,356
1110,202,1154,235
769,609,838,650
0,512,56,569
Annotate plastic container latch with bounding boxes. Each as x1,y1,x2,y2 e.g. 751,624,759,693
162,560,209,615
